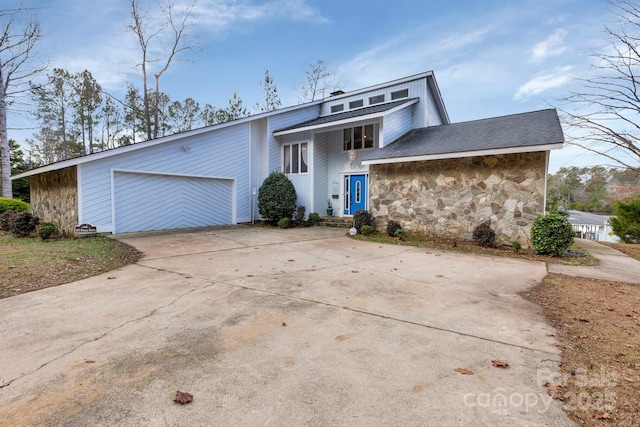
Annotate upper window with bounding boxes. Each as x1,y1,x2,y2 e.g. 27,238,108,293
331,104,344,113
284,142,308,174
369,94,385,105
343,125,374,151
349,99,364,109
391,89,409,100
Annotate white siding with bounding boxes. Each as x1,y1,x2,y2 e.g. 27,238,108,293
268,105,320,173
313,132,329,214
278,131,313,212
425,88,444,126
80,123,251,232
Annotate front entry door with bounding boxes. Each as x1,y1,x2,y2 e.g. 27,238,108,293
344,174,367,215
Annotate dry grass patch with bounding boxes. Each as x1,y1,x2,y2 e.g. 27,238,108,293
522,274,640,426
0,231,142,299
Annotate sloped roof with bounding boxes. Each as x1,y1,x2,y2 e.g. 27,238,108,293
362,108,564,164
273,98,418,135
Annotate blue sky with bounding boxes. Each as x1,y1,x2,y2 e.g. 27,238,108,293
9,0,623,172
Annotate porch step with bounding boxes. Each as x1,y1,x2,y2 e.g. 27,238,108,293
318,216,353,228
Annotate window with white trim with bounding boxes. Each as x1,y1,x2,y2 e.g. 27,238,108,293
343,124,374,151
349,99,364,109
391,89,409,100
369,94,385,104
331,104,344,113
283,142,308,174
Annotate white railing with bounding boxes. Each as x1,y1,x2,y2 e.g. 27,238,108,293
573,224,600,241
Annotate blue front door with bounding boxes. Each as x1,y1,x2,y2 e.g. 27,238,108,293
344,174,367,215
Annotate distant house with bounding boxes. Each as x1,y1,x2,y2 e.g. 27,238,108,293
566,210,618,242
12,71,564,247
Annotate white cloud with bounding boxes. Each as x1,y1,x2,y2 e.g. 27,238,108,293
530,29,568,61
513,66,573,100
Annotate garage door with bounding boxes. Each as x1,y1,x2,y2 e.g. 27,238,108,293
113,171,234,233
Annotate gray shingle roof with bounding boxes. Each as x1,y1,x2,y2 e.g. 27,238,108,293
274,98,418,133
362,108,564,162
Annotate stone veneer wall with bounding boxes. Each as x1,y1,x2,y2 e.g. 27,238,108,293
369,152,548,247
30,167,78,236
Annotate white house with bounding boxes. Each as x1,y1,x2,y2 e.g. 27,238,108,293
12,70,564,246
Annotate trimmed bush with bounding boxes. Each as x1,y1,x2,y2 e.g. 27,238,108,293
294,205,306,225
38,222,56,240
512,240,522,253
10,211,40,237
531,212,574,257
353,210,374,231
0,210,18,231
307,212,321,226
0,197,29,214
386,220,402,237
360,224,374,235
277,217,290,228
257,172,297,224
472,222,496,248
394,229,407,240
610,196,640,244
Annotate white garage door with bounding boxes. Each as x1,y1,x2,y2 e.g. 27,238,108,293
113,171,234,233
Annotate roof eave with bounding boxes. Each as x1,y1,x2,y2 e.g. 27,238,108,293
361,142,564,165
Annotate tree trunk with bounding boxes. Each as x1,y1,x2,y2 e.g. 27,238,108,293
0,66,13,198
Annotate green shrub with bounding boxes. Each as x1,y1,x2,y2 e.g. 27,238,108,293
394,229,407,240
257,172,297,224
386,220,402,237
294,205,306,225
0,210,18,231
277,217,290,228
360,224,374,235
10,211,40,237
472,222,496,248
353,210,374,231
531,212,574,257
38,222,56,240
512,240,522,252
307,212,321,226
610,196,640,244
0,197,29,214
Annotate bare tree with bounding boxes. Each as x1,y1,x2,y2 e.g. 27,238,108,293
128,0,198,141
0,5,46,198
299,59,342,103
255,70,281,112
560,0,640,171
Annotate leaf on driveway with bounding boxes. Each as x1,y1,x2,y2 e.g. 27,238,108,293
491,359,509,368
593,411,611,419
174,390,193,404
454,367,473,375
543,382,564,400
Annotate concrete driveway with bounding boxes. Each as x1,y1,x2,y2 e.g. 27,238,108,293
0,226,575,426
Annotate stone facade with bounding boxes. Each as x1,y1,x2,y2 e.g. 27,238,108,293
30,167,78,236
368,152,548,247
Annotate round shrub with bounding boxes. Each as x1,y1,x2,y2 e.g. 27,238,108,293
0,210,18,231
277,217,290,228
394,228,407,240
610,196,640,244
258,172,297,224
353,210,374,231
360,224,374,235
307,212,321,226
386,220,402,237
0,197,29,214
10,211,40,237
531,212,574,257
38,222,56,240
472,222,496,248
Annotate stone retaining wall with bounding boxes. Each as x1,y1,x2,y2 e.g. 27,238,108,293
30,167,78,236
368,152,547,247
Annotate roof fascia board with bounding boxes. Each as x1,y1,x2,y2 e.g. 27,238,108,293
273,98,419,136
361,143,564,165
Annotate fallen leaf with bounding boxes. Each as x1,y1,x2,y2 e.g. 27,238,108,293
454,367,473,375
579,318,589,322
282,322,287,327
351,270,359,273
593,412,611,420
435,274,444,278
491,359,509,368
288,259,294,262
543,382,564,401
84,359,96,363
107,276,116,280
174,390,193,404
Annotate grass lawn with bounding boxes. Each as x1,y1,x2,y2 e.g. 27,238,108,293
0,231,142,299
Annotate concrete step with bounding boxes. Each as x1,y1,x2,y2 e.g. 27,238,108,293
318,217,353,228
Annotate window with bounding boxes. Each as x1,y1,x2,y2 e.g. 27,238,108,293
284,142,308,174
369,94,385,104
331,104,344,113
391,89,409,100
349,99,364,109
343,124,375,151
